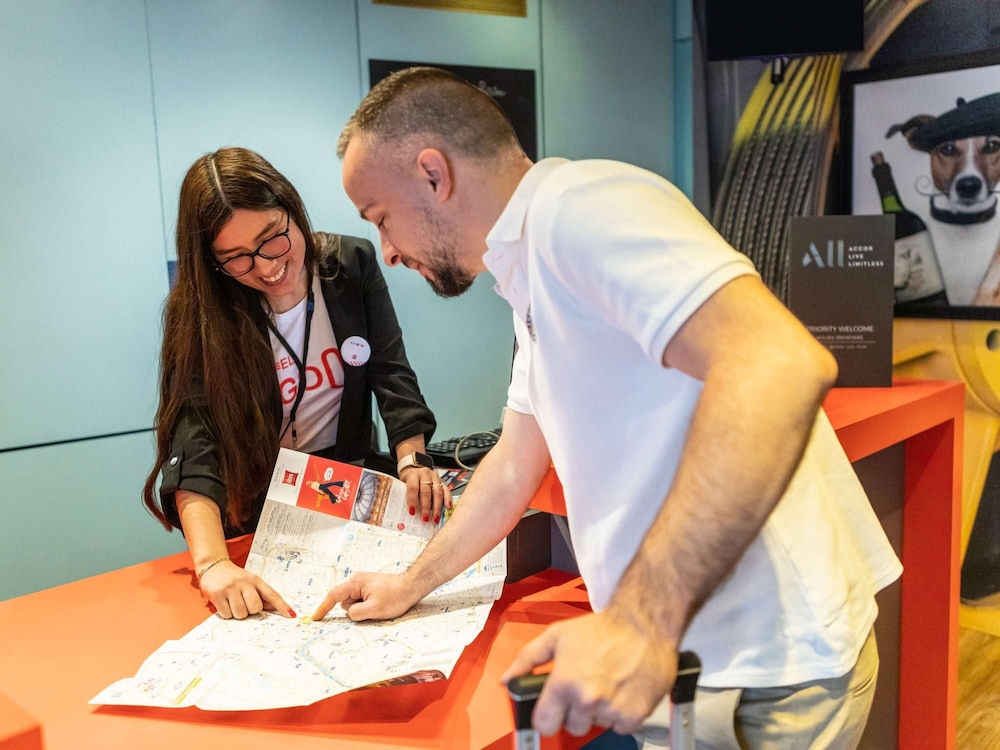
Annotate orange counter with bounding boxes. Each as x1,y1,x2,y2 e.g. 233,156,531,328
0,533,598,750
0,691,42,750
825,378,964,750
530,377,965,750
0,378,963,750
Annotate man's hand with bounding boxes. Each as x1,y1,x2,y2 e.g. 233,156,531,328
198,561,295,620
500,610,676,737
311,572,421,622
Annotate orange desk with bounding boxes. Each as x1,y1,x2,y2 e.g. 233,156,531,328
0,535,599,750
0,690,42,750
530,378,965,750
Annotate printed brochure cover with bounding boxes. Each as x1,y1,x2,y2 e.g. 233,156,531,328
267,449,443,539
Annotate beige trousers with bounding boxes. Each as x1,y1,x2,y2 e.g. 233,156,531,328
632,629,879,750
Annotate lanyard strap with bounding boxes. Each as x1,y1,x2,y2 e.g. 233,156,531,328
266,286,315,449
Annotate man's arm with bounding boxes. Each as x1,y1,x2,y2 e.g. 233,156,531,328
613,273,838,650
502,274,838,737
311,408,552,621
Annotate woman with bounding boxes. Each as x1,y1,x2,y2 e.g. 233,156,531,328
143,147,447,620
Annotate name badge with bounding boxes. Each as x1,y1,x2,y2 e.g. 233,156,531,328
341,336,371,367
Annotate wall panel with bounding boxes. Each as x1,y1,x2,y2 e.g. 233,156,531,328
0,0,166,449
147,0,363,255
540,0,674,178
0,432,187,601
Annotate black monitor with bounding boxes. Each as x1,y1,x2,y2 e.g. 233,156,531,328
706,0,864,62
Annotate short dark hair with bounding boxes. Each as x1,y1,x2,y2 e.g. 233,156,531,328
338,66,523,160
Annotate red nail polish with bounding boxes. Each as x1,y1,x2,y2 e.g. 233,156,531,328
434,515,440,524
422,514,429,523
289,609,297,618
409,506,416,516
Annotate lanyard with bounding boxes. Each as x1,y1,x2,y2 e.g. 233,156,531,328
266,286,315,449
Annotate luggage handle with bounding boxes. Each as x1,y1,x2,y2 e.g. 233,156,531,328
507,651,701,750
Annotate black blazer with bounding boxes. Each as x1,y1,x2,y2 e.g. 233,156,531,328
158,234,436,536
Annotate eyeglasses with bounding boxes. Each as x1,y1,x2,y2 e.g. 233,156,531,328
214,211,292,277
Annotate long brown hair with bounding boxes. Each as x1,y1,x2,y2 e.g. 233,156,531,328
143,147,319,531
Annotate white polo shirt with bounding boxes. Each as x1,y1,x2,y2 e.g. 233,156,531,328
484,158,902,687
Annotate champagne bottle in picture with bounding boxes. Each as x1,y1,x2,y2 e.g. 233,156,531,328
871,151,948,306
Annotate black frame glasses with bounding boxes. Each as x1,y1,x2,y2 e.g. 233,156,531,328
214,211,292,277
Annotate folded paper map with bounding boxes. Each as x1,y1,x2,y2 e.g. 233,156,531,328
90,449,503,710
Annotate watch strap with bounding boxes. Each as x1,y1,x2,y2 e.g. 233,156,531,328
397,451,434,475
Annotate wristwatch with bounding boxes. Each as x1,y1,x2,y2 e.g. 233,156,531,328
397,451,434,475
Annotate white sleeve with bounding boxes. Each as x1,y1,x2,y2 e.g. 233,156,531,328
505,313,533,415
530,161,758,363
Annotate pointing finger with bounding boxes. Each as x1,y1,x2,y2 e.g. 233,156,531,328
258,581,296,618
311,580,357,621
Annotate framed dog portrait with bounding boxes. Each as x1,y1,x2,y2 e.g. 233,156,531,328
841,51,1000,319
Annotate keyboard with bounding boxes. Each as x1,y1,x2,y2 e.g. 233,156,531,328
427,429,501,469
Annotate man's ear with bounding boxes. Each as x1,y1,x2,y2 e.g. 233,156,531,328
417,148,452,202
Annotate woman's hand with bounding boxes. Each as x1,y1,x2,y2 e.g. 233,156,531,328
198,560,296,620
399,466,452,526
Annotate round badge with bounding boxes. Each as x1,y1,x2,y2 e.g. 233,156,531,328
341,336,371,367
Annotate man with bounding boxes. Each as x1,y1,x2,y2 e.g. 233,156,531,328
313,66,902,749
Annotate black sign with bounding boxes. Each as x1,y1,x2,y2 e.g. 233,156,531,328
788,215,895,387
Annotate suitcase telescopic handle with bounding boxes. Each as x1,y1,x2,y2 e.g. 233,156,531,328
507,651,701,750
671,651,702,750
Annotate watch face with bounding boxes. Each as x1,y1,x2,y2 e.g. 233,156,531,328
399,452,434,473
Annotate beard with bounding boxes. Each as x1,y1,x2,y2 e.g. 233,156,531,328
425,257,475,298
419,207,475,298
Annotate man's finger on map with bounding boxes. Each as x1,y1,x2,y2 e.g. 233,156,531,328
310,583,350,621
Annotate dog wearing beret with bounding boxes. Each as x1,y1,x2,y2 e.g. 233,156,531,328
887,92,1000,304
887,92,1000,226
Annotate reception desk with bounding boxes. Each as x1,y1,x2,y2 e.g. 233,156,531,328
529,377,965,750
825,378,963,750
0,378,963,750
0,535,600,750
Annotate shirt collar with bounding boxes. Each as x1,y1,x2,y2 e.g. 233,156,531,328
484,158,569,296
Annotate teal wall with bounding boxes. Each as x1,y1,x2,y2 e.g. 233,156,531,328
0,0,688,600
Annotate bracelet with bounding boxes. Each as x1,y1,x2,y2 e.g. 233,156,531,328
197,556,230,581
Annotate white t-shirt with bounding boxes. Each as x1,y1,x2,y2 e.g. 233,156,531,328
268,274,344,452
484,158,902,688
